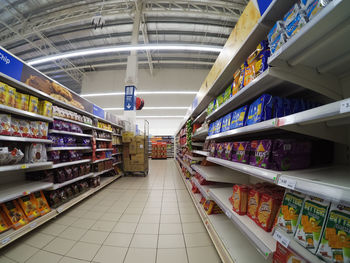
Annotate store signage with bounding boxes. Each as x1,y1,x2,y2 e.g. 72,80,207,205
0,48,23,81
124,85,136,111
93,104,105,118
278,177,296,190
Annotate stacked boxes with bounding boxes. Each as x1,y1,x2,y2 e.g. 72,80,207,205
123,135,148,172
151,142,167,159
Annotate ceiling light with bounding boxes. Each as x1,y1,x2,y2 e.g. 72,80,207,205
136,116,185,118
82,91,197,97
27,44,222,65
104,106,189,110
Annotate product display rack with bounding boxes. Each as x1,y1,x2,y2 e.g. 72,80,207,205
0,136,52,144
51,159,91,169
149,136,174,158
47,173,95,190
47,146,92,151
0,162,53,173
0,104,53,122
48,129,93,138
175,0,350,262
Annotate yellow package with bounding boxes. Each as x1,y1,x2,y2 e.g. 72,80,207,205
39,100,53,117
18,195,41,221
6,85,16,107
29,95,39,113
15,92,29,111
0,82,7,105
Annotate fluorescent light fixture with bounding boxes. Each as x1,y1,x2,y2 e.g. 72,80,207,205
136,116,185,118
104,106,189,110
28,44,222,65
82,91,197,97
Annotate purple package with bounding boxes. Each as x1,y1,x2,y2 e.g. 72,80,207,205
68,150,78,161
48,151,60,163
60,151,70,163
232,141,251,164
51,120,63,131
208,142,216,157
271,139,312,171
223,142,234,160
64,136,76,146
249,140,272,168
61,121,70,131
216,143,225,159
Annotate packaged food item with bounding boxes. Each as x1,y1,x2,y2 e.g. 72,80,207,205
223,85,232,102
2,200,29,229
229,184,248,215
244,61,255,87
317,202,350,263
6,85,16,108
256,193,282,232
38,121,48,139
232,141,250,164
15,92,29,111
271,139,312,171
0,82,7,105
204,200,223,215
214,143,224,159
283,3,301,26
238,64,246,90
295,195,330,253
28,96,39,113
208,142,216,157
39,100,53,117
250,140,273,169
214,118,222,134
30,121,40,138
245,94,273,126
0,114,12,135
8,148,24,164
268,21,285,44
230,105,248,130
270,33,288,54
253,50,270,78
223,142,234,160
273,241,307,263
0,208,10,233
25,143,47,163
208,123,215,136
45,191,61,208
278,190,305,235
247,188,261,221
285,12,308,39
19,119,31,137
215,93,225,109
18,195,41,221
220,113,231,133
272,97,284,118
304,0,330,21
232,69,241,96
11,118,21,137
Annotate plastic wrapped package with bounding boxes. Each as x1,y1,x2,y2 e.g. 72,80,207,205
245,94,273,126
256,193,282,232
25,143,47,163
215,143,225,159
45,191,61,208
215,93,225,109
229,184,248,215
208,142,216,157
230,105,248,130
249,140,273,169
283,3,302,26
232,141,250,164
285,12,308,39
268,21,285,44
232,69,241,96
270,33,288,54
11,118,21,137
30,121,40,138
304,0,330,21
221,113,231,133
223,142,234,161
0,114,12,135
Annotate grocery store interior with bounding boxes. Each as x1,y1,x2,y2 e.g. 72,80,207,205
0,0,349,263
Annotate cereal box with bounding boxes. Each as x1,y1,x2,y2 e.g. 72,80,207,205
232,141,250,164
277,190,305,235
229,184,248,215
256,193,282,232
18,195,41,221
317,202,350,263
295,196,330,253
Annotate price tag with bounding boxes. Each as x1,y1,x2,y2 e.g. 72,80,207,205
225,210,231,219
21,164,27,169
57,207,63,213
30,222,37,228
278,177,296,190
1,237,10,245
340,99,350,114
273,230,290,248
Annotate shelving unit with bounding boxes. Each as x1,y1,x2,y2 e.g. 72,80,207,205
47,173,94,190
192,150,209,157
0,135,52,144
51,159,91,169
53,116,95,130
112,152,122,156
184,154,204,161
92,157,114,164
95,148,113,152
95,138,112,142
48,129,93,138
176,156,195,175
47,146,92,151
93,168,114,177
0,104,53,122
0,161,53,173
192,127,208,140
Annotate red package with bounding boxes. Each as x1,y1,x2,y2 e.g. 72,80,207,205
247,188,261,221
229,185,248,215
256,193,281,232
273,242,306,263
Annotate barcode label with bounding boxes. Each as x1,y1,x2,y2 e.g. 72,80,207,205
278,177,296,190
273,230,290,248
1,237,10,245
225,210,231,219
340,99,350,114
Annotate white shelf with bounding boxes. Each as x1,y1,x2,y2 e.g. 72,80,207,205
206,157,279,183
210,188,276,259
51,159,91,169
53,116,94,130
192,142,204,147
95,148,113,152
95,138,112,142
193,110,207,124
93,168,115,177
47,173,94,190
47,146,92,151
92,157,114,164
0,104,53,122
191,177,230,201
192,150,209,157
112,152,122,156
112,133,122,137
0,135,52,144
0,181,54,203
0,161,52,173
113,143,123,146
184,154,205,161
94,127,112,133
176,156,195,175
192,164,249,184
49,129,93,137
113,161,122,166
192,127,208,140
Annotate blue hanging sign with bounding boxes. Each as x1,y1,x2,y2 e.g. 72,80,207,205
0,48,24,81
93,104,105,118
124,85,136,111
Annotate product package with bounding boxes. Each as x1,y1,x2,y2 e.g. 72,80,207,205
247,188,261,221
28,96,39,113
15,92,29,111
278,190,305,235
283,3,301,26
215,93,225,109
223,142,234,160
317,202,350,263
229,184,248,215
0,82,7,105
270,33,288,54
18,195,41,221
295,196,330,253
250,140,273,169
208,123,215,136
272,97,285,118
268,21,285,44
256,193,282,232
230,105,248,130
285,12,308,39
204,200,223,215
0,114,12,135
207,100,216,115
11,118,21,137
221,113,231,133
216,143,225,159
245,94,273,126
224,85,232,102
238,64,246,90
214,118,222,134
232,141,250,164
39,100,53,117
0,208,10,233
304,0,330,21
273,241,307,263
2,200,29,229
208,142,216,157
232,69,241,96
25,143,47,163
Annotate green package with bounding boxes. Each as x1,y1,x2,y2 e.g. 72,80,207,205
223,85,232,102
207,100,215,114
215,93,224,109
317,202,350,263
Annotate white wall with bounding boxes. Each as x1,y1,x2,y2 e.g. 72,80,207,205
81,68,209,135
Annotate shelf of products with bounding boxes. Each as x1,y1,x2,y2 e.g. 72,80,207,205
48,173,94,190
95,148,113,152
184,154,204,161
95,138,112,142
93,126,112,133
51,159,91,169
47,146,91,151
192,150,209,157
192,127,208,140
48,129,93,138
111,152,122,156
0,104,53,122
192,142,204,147
93,168,115,177
193,110,207,123
92,157,114,164
0,135,52,144
176,156,195,175
113,161,122,166
0,161,53,173
53,116,94,130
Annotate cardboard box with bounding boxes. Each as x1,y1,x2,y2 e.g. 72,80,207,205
129,140,137,154
122,132,134,143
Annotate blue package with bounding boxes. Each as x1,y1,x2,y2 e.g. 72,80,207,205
245,94,273,126
270,33,287,54
272,96,284,118
291,99,307,114
305,0,330,21
208,123,214,136
285,12,308,38
283,3,301,26
221,113,232,133
214,118,223,134
230,105,248,130
283,98,293,117
267,21,285,44
256,50,271,76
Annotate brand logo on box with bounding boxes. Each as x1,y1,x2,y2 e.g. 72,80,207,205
0,52,10,65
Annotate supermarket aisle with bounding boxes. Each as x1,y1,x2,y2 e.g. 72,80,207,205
0,160,221,263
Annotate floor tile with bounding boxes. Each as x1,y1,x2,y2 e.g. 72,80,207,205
158,234,185,249
186,246,221,263
139,214,160,224
92,245,127,263
70,218,96,229
142,207,161,215
58,226,87,241
119,214,140,223
91,220,116,232
161,208,179,215
0,256,16,263
43,237,76,255
130,234,158,248
180,214,201,223
66,242,100,261
125,207,143,214
103,233,133,247
23,232,55,249
82,211,103,220
101,212,122,221
112,222,137,233
40,223,68,236
3,243,39,263
159,223,183,234
157,248,188,263
26,250,62,263
135,223,159,234
54,216,79,226
182,223,206,234
184,233,213,247
59,257,89,263
80,230,109,244
124,248,156,263
161,214,181,224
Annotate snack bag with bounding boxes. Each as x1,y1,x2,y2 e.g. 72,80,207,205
256,193,282,232
253,50,270,77
39,100,53,117
208,142,216,157
214,118,222,134
232,69,241,96
244,61,255,87
283,3,301,26
0,82,7,105
230,105,248,130
204,200,223,215
223,85,232,102
223,142,234,160
295,195,330,253
215,93,225,109
25,143,47,163
238,63,246,90
30,121,40,138
317,202,350,263
19,119,31,137
245,94,273,126
11,118,21,137
15,92,29,111
250,140,273,169
0,114,12,135
18,195,41,221
216,143,225,159
268,21,285,44
304,0,330,21
0,208,10,233
278,190,305,235
247,188,261,221
221,113,231,133
28,95,39,113
285,12,308,39
208,123,214,136
229,184,248,215
232,141,250,164
1,200,29,229
272,96,284,118
38,121,49,139
270,33,288,54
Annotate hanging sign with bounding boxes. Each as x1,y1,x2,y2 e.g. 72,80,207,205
124,85,136,111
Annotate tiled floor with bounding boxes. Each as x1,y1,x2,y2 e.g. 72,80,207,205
0,160,221,263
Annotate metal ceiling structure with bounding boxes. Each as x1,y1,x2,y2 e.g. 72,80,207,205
0,0,247,93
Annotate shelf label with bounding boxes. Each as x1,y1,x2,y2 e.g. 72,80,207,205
225,210,231,219
278,177,296,190
21,164,27,169
30,222,37,228
57,207,63,213
340,99,350,114
1,237,10,245
273,230,290,248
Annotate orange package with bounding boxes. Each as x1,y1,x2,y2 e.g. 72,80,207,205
232,69,241,96
31,191,51,216
0,208,10,233
204,200,223,215
256,193,282,232
18,195,41,221
2,200,29,229
247,188,261,220
229,185,248,215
